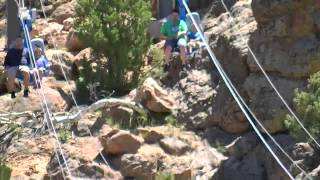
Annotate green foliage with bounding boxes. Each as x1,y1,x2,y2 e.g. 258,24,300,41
0,164,11,180
285,71,320,140
164,115,177,126
74,0,152,101
155,172,175,180
139,47,165,84
58,128,71,143
104,111,150,129
212,140,227,154
103,108,179,129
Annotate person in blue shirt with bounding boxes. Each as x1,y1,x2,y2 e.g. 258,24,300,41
32,47,49,88
4,36,31,98
187,25,204,54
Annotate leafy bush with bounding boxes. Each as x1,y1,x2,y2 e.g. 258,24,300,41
104,110,150,130
155,172,175,180
285,71,320,140
139,47,165,84
0,164,11,180
74,0,152,102
58,128,72,143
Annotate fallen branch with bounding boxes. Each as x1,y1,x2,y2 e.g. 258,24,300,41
0,98,146,125
53,98,145,123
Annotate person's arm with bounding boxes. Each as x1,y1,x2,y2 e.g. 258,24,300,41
160,23,168,40
43,56,50,69
177,20,188,37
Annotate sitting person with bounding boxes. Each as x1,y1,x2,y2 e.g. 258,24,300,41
187,26,202,54
186,25,203,54
4,36,30,98
33,47,49,79
160,8,189,72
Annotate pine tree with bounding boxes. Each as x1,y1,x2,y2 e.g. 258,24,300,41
74,0,151,102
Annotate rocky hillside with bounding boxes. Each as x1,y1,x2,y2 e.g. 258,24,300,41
0,0,320,179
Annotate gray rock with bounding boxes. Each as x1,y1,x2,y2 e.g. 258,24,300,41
159,137,190,155
243,73,306,133
214,134,296,180
120,154,157,178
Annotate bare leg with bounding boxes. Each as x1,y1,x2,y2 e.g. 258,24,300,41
179,46,186,65
7,73,16,92
6,68,16,92
164,46,172,65
21,71,30,90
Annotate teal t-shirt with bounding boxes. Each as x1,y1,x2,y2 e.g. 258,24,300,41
160,19,188,39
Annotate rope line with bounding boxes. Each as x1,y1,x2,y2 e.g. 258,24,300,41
182,0,294,179
38,0,110,167
20,16,72,178
220,0,320,149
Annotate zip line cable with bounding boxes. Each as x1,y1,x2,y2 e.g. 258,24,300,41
20,17,72,178
220,0,320,149
182,0,294,179
38,0,110,167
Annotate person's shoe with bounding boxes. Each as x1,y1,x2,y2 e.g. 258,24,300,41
11,92,16,99
23,89,29,97
163,64,170,72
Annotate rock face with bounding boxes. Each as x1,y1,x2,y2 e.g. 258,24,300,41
243,0,320,133
202,0,317,134
214,133,296,180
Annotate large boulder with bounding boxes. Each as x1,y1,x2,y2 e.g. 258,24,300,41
120,154,157,178
159,137,190,156
100,129,144,155
62,17,73,31
50,1,75,24
46,49,75,80
135,77,176,113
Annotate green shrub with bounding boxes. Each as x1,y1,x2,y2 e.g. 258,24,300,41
104,111,150,130
58,128,72,143
155,172,175,180
74,0,151,103
139,47,165,84
0,164,11,180
285,71,320,141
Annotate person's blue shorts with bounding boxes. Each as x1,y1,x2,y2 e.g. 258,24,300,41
165,38,187,48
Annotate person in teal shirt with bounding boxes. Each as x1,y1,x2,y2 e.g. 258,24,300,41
160,9,188,71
